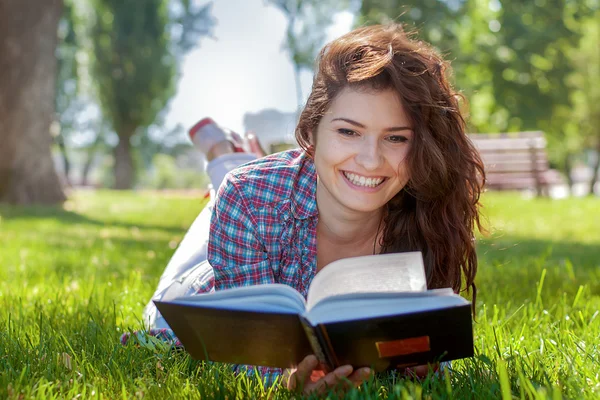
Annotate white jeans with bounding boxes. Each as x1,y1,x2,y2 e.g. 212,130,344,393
143,153,257,329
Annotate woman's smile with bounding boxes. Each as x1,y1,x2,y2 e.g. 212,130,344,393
341,171,387,190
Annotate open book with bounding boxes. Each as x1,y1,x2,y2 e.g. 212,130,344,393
155,252,474,372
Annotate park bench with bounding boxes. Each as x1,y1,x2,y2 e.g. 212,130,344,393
468,131,563,196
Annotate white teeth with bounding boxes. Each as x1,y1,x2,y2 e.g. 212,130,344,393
343,172,384,188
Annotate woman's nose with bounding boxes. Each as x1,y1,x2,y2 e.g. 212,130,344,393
354,138,383,171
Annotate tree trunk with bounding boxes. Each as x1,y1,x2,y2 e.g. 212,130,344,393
113,133,135,190
564,152,574,196
0,0,66,204
81,132,104,186
589,142,600,196
81,156,94,187
56,131,71,186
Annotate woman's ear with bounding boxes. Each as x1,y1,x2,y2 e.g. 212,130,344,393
308,130,315,146
306,130,316,157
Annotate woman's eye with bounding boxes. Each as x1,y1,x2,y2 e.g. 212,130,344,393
337,128,357,136
387,135,408,143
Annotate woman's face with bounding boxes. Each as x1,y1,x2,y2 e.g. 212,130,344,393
312,86,412,215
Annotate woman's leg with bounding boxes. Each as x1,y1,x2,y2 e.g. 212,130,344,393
143,152,257,329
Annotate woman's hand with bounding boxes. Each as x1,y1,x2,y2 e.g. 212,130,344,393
283,355,372,395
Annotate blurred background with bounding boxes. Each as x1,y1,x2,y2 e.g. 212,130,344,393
0,0,598,203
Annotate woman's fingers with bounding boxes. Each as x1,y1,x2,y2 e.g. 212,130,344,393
347,367,372,386
310,365,353,393
282,368,294,390
286,358,372,395
288,355,320,390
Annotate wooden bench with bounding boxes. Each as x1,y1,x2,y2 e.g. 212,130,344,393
468,131,563,196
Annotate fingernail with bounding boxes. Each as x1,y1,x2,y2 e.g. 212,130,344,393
336,365,353,377
362,368,372,377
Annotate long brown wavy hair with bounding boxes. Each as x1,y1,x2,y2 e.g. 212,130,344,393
295,24,485,310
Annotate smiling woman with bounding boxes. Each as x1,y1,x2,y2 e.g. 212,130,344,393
313,88,412,217
135,23,486,395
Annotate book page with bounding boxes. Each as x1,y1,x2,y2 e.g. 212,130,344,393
172,283,306,314
306,252,426,311
306,289,461,325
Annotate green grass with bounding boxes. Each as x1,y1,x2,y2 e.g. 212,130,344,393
0,190,598,399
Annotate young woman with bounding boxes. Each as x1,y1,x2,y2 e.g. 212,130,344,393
135,23,485,394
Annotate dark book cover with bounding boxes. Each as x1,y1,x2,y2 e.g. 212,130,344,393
155,301,313,368
317,303,474,372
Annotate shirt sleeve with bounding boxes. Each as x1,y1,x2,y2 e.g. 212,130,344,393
207,172,284,383
208,173,275,290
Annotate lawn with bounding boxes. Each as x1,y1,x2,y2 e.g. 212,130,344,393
0,190,598,399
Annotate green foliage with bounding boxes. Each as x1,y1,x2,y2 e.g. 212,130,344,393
65,0,216,189
0,191,599,398
91,0,176,136
55,0,80,124
566,8,600,151
172,0,216,54
55,0,96,184
488,0,578,132
88,0,216,137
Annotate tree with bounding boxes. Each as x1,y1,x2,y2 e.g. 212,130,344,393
55,0,81,186
89,0,215,189
566,7,600,194
0,0,67,204
267,0,351,109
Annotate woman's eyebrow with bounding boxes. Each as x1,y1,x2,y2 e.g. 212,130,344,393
331,117,412,132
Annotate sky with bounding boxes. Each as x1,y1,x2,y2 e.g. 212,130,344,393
165,0,354,135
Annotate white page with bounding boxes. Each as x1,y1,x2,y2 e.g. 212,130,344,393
171,283,306,313
171,294,302,314
307,289,465,325
306,252,427,311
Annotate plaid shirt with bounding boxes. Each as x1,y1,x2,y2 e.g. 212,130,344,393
123,149,319,385
209,148,318,295
209,149,318,384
